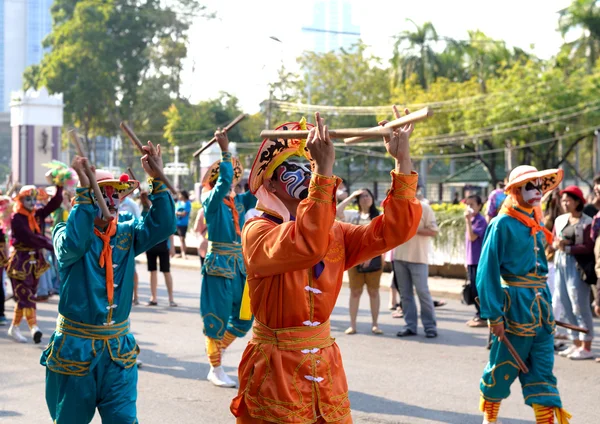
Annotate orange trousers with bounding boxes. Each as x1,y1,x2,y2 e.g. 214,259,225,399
236,410,353,423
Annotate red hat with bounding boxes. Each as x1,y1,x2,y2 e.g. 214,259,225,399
560,186,586,205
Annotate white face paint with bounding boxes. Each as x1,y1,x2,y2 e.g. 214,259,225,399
520,178,543,207
22,195,36,211
95,185,121,219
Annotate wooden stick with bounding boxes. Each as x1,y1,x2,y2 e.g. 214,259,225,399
501,336,529,373
119,122,177,195
192,113,247,158
6,182,18,197
127,167,137,181
556,320,589,334
343,107,434,144
259,127,393,140
68,130,112,220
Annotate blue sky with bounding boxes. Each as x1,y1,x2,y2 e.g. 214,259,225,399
180,0,573,113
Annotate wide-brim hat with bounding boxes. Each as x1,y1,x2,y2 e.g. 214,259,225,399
504,165,563,195
202,157,243,189
95,170,139,199
248,118,315,194
17,185,38,199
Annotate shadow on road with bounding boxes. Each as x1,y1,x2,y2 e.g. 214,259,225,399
329,318,490,348
136,346,239,383
349,391,534,424
0,411,23,418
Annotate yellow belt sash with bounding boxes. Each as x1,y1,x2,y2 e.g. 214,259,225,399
207,241,251,321
56,314,129,340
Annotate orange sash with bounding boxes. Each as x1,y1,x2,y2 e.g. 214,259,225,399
500,204,553,244
94,219,117,304
16,205,41,234
223,196,241,236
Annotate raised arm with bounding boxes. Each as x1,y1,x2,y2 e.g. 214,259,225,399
204,130,235,214
53,187,96,268
132,141,176,254
133,179,176,255
37,185,64,220
335,190,362,220
243,173,338,278
204,153,234,213
341,172,421,269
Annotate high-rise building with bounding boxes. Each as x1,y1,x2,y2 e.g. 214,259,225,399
309,0,360,53
0,0,53,183
2,0,53,112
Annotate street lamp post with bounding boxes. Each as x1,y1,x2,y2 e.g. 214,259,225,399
174,146,180,190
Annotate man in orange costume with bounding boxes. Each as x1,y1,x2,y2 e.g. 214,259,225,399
231,109,423,423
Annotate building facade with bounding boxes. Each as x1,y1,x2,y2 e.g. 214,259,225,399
2,0,53,112
310,0,361,53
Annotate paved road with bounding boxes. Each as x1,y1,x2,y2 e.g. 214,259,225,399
1,267,599,423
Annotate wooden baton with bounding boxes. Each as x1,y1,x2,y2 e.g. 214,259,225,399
119,122,177,195
259,127,393,140
500,336,529,373
68,130,112,220
343,107,434,144
127,167,137,181
555,320,589,334
192,113,247,158
6,182,17,198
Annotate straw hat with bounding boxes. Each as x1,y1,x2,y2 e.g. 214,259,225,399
504,165,563,195
248,119,315,194
202,157,243,189
95,170,139,199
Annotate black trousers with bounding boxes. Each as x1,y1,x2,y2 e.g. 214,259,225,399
468,264,480,317
0,268,5,317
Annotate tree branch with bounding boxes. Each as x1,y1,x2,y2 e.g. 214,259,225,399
564,160,593,190
554,135,588,167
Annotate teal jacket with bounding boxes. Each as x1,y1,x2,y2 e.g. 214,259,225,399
476,207,555,336
52,179,175,325
202,152,256,278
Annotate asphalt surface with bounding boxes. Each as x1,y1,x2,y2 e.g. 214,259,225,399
1,266,599,424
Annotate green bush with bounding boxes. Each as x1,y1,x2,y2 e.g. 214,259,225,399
431,203,467,256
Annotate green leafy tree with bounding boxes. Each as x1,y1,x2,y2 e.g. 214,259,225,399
23,0,208,166
163,93,249,164
558,0,600,72
392,20,439,90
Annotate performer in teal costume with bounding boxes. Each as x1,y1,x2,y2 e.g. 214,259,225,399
476,165,571,424
200,129,256,388
42,144,175,424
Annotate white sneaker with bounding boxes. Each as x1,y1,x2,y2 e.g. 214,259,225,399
558,344,578,357
482,420,502,424
568,347,594,360
30,325,43,344
8,325,27,343
207,366,237,388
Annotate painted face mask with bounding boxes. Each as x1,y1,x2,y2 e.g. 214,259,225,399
275,159,312,200
22,195,36,211
96,185,121,219
520,178,543,207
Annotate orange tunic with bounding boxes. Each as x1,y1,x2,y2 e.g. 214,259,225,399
231,171,422,423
